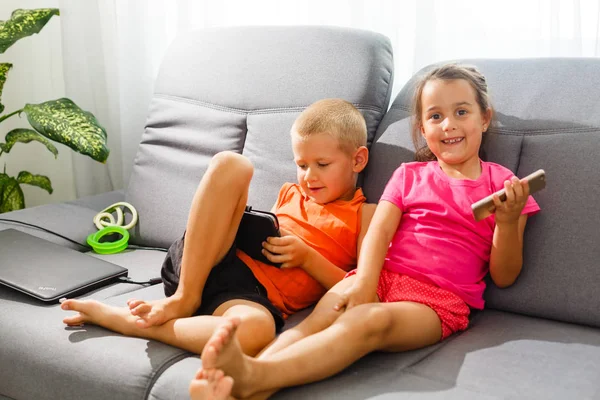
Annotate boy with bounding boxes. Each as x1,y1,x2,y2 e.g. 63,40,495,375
61,99,376,358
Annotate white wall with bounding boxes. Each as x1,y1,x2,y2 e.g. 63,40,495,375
0,0,76,209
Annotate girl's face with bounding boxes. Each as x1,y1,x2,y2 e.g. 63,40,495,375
291,131,362,204
420,79,491,172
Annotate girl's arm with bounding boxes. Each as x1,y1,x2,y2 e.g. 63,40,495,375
354,201,402,293
333,200,401,311
489,214,528,288
299,203,377,289
489,177,531,288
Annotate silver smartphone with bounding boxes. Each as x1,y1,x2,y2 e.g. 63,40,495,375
471,169,546,222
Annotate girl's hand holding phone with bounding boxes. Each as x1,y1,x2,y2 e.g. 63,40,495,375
492,177,530,224
471,169,546,222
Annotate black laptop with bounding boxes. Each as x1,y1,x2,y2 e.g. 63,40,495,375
0,229,128,303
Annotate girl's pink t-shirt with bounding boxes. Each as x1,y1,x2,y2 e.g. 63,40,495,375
380,161,540,309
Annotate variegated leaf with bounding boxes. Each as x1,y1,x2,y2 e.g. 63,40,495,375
24,98,109,163
0,63,12,114
0,8,60,54
0,173,25,213
17,171,53,194
1,128,58,157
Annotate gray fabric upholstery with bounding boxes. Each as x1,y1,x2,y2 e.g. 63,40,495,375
365,58,600,328
0,191,125,251
0,203,103,251
277,310,600,399
0,250,172,400
1,27,599,400
66,189,125,212
125,26,393,248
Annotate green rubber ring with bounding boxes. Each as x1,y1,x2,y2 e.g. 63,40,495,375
86,225,130,254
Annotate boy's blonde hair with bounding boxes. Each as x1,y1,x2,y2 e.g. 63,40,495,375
292,99,367,154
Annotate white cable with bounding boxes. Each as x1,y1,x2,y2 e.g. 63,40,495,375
93,202,138,231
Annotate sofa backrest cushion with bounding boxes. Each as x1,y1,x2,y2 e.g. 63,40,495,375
365,58,600,328
125,26,393,248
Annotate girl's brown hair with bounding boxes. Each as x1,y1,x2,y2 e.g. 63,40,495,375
411,63,492,161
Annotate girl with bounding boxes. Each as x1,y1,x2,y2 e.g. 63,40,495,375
189,64,541,400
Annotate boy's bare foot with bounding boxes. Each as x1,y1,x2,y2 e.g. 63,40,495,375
61,299,137,335
201,318,256,398
189,368,234,400
126,296,198,328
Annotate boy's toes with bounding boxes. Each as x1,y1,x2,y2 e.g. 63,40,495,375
60,299,96,313
134,317,152,329
60,298,78,311
127,299,145,309
63,313,86,326
130,303,152,316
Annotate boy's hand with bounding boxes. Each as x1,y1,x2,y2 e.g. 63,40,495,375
492,177,530,225
333,279,378,312
261,229,312,269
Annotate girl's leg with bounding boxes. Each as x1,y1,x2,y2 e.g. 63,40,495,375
61,298,276,357
189,369,234,400
185,275,358,400
127,151,254,327
203,301,443,399
257,275,358,359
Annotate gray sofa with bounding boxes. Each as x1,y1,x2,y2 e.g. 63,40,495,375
1,26,599,400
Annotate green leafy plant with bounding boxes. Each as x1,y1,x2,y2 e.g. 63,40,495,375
0,8,109,213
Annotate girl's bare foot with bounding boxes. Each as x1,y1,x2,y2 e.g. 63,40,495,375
126,295,198,328
201,318,257,398
61,299,137,335
189,368,235,400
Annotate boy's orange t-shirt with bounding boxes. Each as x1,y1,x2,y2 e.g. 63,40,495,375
237,182,366,318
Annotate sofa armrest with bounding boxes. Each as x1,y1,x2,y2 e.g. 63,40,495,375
0,190,124,251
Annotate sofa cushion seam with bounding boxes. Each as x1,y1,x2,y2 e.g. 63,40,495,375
392,105,600,134
489,128,600,135
154,93,383,114
143,352,195,399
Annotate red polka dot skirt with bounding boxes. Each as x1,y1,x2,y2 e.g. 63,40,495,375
346,269,470,340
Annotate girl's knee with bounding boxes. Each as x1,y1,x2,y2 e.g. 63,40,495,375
342,305,394,344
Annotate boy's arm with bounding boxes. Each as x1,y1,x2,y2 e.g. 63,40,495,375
489,214,528,288
300,202,377,289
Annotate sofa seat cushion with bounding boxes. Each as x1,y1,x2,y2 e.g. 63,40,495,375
400,310,600,399
0,249,179,400
244,310,599,399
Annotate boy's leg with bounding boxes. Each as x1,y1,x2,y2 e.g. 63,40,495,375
257,275,358,359
202,301,443,399
127,151,254,327
61,298,276,357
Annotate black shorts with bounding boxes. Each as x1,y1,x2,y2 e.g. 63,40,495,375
161,233,284,332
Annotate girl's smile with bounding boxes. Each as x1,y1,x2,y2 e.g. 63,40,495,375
441,137,464,145
420,78,491,179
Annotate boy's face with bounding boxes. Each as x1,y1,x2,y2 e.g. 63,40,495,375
292,131,359,204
